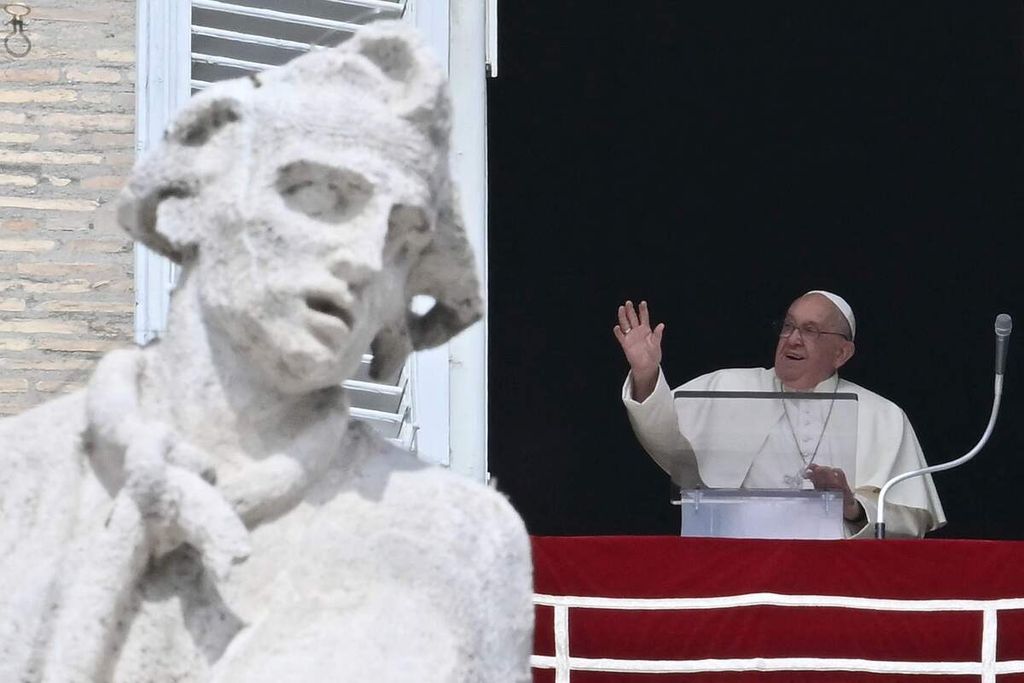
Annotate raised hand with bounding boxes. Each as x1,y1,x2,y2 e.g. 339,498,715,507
613,300,665,401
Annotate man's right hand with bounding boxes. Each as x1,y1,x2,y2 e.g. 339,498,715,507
613,300,664,402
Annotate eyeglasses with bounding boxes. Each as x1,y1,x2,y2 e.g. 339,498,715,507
773,319,851,342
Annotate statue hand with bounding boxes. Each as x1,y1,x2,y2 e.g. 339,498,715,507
123,426,250,580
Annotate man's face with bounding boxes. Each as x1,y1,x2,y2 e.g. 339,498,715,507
194,95,435,393
773,294,854,390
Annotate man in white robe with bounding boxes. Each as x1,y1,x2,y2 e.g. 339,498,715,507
615,292,945,538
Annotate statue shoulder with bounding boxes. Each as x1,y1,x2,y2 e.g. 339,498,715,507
375,446,530,551
0,390,88,463
217,435,534,683
340,423,528,543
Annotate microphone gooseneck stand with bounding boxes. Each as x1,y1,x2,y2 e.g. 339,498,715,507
875,314,1012,539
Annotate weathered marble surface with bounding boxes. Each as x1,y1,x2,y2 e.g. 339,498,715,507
0,21,532,683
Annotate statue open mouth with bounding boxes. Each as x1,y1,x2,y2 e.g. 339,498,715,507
305,295,354,330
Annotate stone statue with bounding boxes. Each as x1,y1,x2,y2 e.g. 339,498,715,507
0,21,533,682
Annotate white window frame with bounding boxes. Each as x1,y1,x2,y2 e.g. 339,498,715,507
134,0,189,346
134,0,491,481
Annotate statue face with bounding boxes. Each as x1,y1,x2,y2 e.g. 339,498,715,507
193,97,436,393
119,26,482,391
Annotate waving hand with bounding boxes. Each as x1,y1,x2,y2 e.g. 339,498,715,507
613,300,664,401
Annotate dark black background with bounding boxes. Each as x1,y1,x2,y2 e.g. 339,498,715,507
486,2,1024,538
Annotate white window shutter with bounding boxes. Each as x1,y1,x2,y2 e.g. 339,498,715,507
347,355,415,450
190,0,406,87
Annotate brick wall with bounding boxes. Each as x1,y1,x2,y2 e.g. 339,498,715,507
0,1,136,415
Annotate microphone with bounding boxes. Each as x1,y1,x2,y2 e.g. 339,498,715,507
875,313,1012,539
996,313,1013,376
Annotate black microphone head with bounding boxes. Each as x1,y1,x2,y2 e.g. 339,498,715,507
996,313,1013,337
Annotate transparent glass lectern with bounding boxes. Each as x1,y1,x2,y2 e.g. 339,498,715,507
672,389,858,540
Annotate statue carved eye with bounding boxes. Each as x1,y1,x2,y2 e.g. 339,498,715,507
276,161,373,223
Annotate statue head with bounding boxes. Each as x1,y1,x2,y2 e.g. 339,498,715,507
117,21,482,392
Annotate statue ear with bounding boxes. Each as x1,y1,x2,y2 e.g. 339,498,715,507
117,96,244,262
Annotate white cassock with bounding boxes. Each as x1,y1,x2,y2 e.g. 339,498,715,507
622,367,946,538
